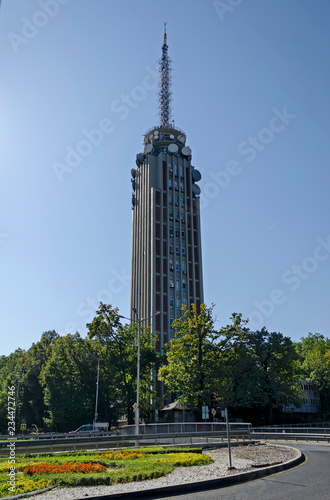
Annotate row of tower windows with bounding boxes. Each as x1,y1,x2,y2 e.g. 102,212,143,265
168,164,185,178
169,278,186,291
169,296,188,308
169,227,185,238
168,179,185,191
169,245,185,256
155,222,199,247
169,259,187,273
169,213,185,223
169,194,185,207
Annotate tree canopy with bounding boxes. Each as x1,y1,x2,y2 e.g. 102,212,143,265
0,304,329,432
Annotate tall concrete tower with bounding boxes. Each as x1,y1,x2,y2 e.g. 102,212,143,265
130,26,203,354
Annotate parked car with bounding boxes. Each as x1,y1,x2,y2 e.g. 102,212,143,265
68,424,103,434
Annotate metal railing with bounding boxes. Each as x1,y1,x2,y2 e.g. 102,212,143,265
0,428,252,455
121,422,251,436
251,431,330,443
252,426,330,434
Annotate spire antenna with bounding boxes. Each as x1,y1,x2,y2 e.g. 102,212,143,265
158,23,172,127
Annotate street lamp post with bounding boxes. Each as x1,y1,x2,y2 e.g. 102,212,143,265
135,316,141,436
119,311,160,435
93,359,100,428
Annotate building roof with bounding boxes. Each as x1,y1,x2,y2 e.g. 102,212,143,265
160,401,188,412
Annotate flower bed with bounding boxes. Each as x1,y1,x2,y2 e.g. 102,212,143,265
0,447,213,498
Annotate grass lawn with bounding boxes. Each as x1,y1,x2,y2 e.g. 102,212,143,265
0,447,213,498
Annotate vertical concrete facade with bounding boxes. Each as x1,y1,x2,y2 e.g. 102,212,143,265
130,125,203,354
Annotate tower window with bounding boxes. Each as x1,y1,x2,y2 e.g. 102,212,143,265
182,280,186,291
170,296,174,307
175,246,179,255
176,279,180,291
169,245,173,254
176,260,180,271
182,247,186,256
169,194,173,205
169,227,173,237
176,297,181,309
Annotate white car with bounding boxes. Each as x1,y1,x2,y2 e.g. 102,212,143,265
68,424,103,434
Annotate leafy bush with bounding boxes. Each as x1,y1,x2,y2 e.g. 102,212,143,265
147,452,213,466
93,450,145,460
0,478,52,497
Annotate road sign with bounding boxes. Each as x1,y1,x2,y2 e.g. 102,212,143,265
133,403,138,410
20,424,26,430
202,405,209,419
211,408,216,415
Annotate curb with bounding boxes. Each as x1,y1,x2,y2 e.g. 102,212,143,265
72,445,305,500
2,486,56,500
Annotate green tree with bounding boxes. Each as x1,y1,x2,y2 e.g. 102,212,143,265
296,333,330,389
19,331,59,430
40,333,97,431
296,333,330,417
159,308,299,424
242,328,300,424
158,304,221,418
87,303,158,425
0,349,26,433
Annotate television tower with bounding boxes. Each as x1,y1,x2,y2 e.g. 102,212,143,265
130,26,204,364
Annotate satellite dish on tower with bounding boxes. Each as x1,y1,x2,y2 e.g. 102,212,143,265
144,144,153,154
192,169,201,182
168,143,178,154
136,153,144,166
192,184,201,196
182,146,191,156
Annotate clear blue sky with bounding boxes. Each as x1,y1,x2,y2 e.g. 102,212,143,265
1,0,329,355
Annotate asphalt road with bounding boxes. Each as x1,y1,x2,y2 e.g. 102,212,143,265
142,442,329,500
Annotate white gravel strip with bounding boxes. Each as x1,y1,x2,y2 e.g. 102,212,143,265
26,445,298,500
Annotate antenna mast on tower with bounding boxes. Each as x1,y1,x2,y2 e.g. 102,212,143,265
158,22,173,128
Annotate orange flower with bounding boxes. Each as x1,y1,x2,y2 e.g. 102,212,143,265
23,462,107,475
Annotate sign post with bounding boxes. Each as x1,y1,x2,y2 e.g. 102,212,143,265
225,408,233,469
211,408,216,432
202,405,209,421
